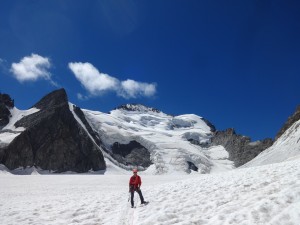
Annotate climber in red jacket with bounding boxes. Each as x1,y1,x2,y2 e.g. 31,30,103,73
129,169,147,208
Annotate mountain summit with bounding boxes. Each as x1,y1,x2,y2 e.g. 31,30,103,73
115,103,162,114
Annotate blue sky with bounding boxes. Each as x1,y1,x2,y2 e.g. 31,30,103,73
0,0,300,141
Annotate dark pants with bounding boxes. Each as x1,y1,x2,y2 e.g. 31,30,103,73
130,187,144,207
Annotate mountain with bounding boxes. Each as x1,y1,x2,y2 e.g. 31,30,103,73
81,103,219,174
243,106,300,167
0,89,105,173
0,89,285,174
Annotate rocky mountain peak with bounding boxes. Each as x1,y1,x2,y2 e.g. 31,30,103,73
115,103,161,114
0,93,14,128
210,128,273,167
275,105,300,140
33,88,68,110
0,89,106,172
0,93,14,108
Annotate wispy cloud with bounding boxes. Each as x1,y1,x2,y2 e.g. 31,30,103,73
10,53,58,86
0,58,7,70
68,62,157,99
77,93,89,101
119,79,156,98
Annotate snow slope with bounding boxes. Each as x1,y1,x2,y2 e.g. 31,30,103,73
81,105,234,174
0,107,39,147
1,158,300,225
243,119,300,167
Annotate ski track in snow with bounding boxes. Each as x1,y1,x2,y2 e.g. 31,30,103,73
1,160,300,225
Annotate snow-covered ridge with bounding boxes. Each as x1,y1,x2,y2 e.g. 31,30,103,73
0,107,39,146
68,103,130,174
243,118,300,167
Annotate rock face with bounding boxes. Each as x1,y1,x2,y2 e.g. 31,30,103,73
210,128,273,167
0,93,14,128
115,103,162,114
111,141,151,167
187,161,198,172
0,89,106,172
275,106,300,140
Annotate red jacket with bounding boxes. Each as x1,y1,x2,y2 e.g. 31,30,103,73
129,175,142,188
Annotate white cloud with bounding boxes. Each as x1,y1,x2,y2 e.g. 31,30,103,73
68,62,157,99
119,79,156,99
10,54,52,83
68,62,119,95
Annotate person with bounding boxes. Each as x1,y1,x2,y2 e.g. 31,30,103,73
129,169,147,208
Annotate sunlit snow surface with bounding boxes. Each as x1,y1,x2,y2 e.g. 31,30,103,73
1,159,300,225
1,107,39,132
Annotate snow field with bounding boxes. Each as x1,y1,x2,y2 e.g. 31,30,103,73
0,175,129,225
1,159,300,225
136,161,300,225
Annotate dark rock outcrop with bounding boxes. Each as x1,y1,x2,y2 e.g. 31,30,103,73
0,104,10,128
115,103,161,114
0,93,14,108
0,89,106,172
0,93,14,128
201,118,216,132
210,128,273,167
111,141,151,167
187,161,198,172
275,105,300,140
